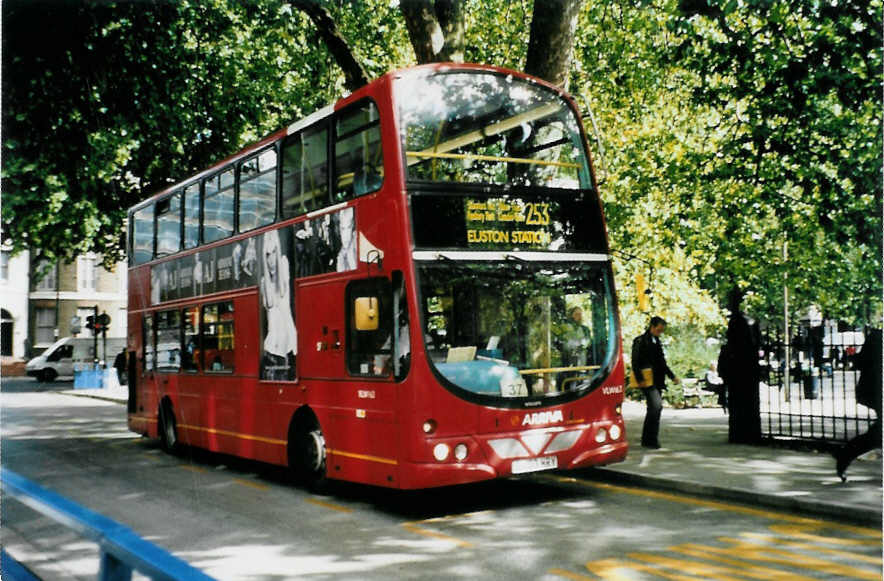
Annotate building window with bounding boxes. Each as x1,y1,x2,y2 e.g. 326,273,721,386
1,251,9,282
77,255,98,291
35,261,57,291
35,307,56,345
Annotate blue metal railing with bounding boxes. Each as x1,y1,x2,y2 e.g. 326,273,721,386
1,468,215,581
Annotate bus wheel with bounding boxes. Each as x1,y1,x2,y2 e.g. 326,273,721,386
289,418,327,491
158,401,179,454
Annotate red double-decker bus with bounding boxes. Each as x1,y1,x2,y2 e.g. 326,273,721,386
126,63,627,489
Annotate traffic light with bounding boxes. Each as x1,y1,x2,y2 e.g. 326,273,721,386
96,313,111,335
85,315,96,333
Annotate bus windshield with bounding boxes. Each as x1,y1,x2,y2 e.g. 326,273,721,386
396,71,591,189
417,259,617,401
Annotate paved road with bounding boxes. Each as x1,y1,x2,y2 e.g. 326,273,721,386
2,383,881,580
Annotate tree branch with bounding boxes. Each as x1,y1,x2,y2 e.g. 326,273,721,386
289,0,369,92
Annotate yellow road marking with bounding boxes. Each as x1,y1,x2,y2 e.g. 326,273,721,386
306,497,353,513
768,523,881,544
234,478,270,491
627,552,764,581
548,568,594,580
741,531,883,564
685,538,880,580
668,545,817,580
585,557,701,580
179,465,207,474
544,475,881,535
401,519,474,548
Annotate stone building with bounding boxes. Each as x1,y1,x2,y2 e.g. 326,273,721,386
1,244,31,358
29,254,128,355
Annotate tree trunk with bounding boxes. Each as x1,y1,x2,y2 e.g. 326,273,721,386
289,0,369,92
400,0,464,64
524,0,584,90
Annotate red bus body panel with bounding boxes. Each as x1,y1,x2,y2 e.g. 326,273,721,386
127,64,627,489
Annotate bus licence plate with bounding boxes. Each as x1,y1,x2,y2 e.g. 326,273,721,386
511,456,558,474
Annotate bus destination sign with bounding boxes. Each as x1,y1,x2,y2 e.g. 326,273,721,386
410,191,606,253
465,199,553,247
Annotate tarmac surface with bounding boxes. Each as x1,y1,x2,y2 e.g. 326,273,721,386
61,385,883,527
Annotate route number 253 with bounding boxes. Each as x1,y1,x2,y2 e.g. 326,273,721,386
524,203,550,226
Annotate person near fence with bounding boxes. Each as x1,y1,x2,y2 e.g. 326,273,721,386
631,316,679,449
834,327,882,482
704,361,727,413
718,289,762,444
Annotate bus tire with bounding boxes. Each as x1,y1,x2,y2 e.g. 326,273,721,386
158,400,179,454
288,414,327,491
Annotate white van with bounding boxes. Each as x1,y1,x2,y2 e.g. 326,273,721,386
26,337,126,382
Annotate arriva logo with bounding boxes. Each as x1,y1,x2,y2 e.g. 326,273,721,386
602,385,624,395
522,410,564,427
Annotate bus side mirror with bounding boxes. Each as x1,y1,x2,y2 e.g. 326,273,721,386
355,297,379,331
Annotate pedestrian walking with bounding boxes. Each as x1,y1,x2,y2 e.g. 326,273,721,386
835,327,882,482
718,289,762,444
113,348,127,386
631,316,679,449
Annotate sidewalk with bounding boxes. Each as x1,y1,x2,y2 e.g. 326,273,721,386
60,385,128,404
60,388,882,525
593,400,883,526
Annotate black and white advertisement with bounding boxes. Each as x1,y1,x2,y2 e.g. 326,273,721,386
259,228,297,381
294,206,356,277
150,237,259,305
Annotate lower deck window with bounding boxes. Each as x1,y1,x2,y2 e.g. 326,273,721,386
202,301,234,372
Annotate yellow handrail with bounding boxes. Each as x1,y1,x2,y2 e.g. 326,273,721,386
406,150,580,169
519,365,601,375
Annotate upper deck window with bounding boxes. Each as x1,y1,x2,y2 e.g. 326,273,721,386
334,100,383,200
282,125,329,219
203,169,235,243
132,204,154,265
183,183,200,249
156,193,181,256
396,71,591,189
239,148,277,232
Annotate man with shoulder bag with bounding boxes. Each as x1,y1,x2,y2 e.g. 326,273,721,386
631,316,680,449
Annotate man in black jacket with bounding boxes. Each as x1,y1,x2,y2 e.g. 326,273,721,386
632,316,679,448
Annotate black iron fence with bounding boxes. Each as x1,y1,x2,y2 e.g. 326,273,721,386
758,328,874,445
